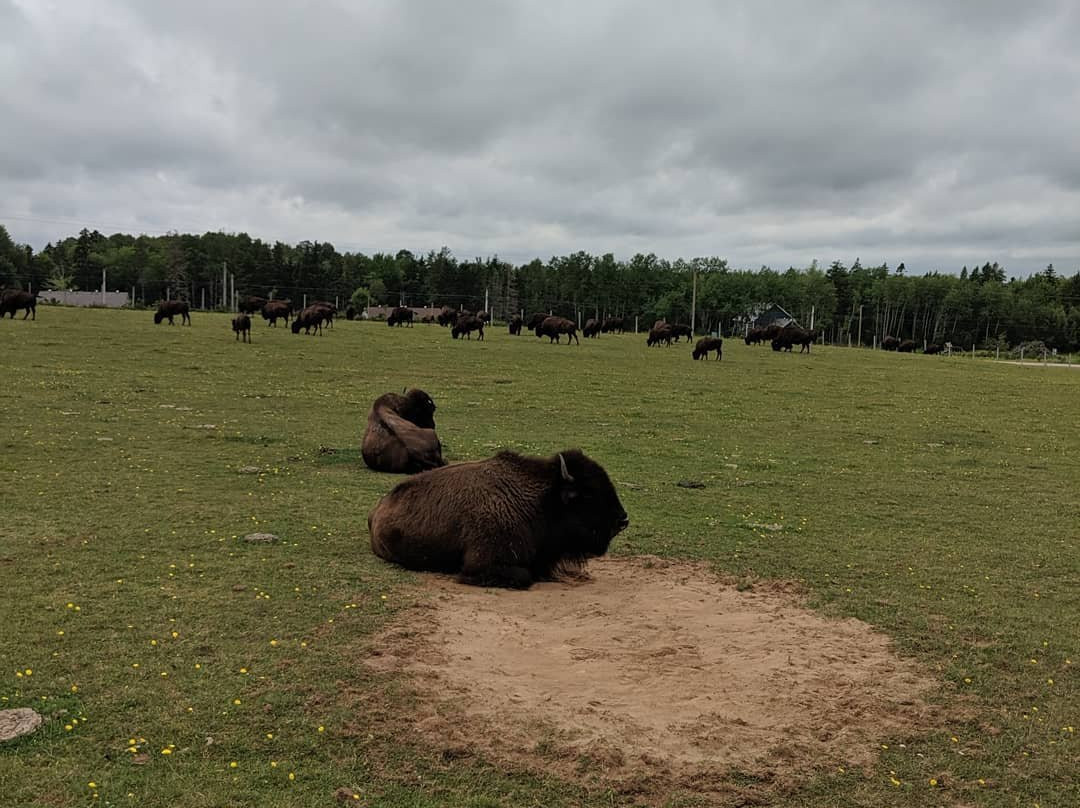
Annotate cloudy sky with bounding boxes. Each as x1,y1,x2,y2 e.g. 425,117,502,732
2,0,1078,274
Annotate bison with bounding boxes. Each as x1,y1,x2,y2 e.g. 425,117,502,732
232,314,251,342
882,336,900,351
535,316,579,345
924,343,942,355
526,313,548,331
898,339,916,353
345,305,358,321
387,306,415,327
261,300,291,326
508,314,523,335
1,290,37,320
291,304,333,335
646,324,672,347
692,337,723,360
771,324,818,353
744,327,766,345
600,317,626,333
153,300,190,325
451,315,485,340
475,310,491,324
669,323,693,342
419,314,436,324
436,307,458,327
238,296,267,314
582,318,601,338
368,448,629,589
361,389,445,475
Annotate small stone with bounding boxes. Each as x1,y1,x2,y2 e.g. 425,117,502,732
863,439,879,445
232,584,247,592
244,533,280,544
0,708,44,742
676,480,706,489
237,466,261,475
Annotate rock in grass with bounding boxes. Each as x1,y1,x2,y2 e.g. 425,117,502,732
243,532,280,544
676,480,706,489
237,466,261,475
0,708,43,742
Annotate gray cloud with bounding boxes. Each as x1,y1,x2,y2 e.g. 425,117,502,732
2,0,1079,274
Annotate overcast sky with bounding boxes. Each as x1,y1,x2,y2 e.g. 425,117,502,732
3,1,1078,274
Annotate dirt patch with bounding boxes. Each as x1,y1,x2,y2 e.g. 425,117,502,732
366,555,936,802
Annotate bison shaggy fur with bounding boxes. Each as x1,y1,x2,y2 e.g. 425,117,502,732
368,448,629,588
362,388,445,474
1,290,37,320
508,314,523,335
451,315,485,340
153,300,190,325
232,314,251,342
535,316,579,345
692,336,723,360
882,336,900,351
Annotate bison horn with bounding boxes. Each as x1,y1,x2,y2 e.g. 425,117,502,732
558,453,574,484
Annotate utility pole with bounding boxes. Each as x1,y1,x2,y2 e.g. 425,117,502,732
810,305,815,331
222,262,227,310
484,287,489,316
857,305,864,347
230,273,235,312
101,268,106,305
690,269,697,334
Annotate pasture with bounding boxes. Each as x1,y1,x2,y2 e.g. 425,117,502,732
1,307,1077,807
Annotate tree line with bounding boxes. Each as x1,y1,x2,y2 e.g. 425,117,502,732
2,224,1078,350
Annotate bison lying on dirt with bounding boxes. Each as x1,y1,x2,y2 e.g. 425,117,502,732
362,388,445,474
368,448,629,588
153,300,190,325
692,337,723,360
535,316,579,345
232,314,251,342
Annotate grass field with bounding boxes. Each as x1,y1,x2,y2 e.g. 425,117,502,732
1,306,1077,807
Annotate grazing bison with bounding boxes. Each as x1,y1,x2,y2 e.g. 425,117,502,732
898,339,916,353
451,315,485,340
291,304,333,335
387,306,414,327
692,337,723,360
582,318,601,338
924,343,942,355
646,324,673,346
600,317,626,334
771,324,818,353
744,327,766,345
368,448,629,589
362,389,445,474
526,313,548,331
232,314,251,342
1,290,37,320
238,296,267,314
436,307,457,327
345,305,358,321
508,314,523,335
475,310,491,324
419,314,436,324
882,336,900,351
261,300,291,326
669,323,693,342
153,300,190,325
535,316,579,345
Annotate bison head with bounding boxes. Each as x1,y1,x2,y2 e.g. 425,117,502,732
153,310,165,324
290,319,302,334
554,450,629,558
401,389,437,429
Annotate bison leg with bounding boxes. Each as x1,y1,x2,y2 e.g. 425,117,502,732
571,332,579,345
459,563,533,590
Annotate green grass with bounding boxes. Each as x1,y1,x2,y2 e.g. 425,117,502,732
1,307,1077,807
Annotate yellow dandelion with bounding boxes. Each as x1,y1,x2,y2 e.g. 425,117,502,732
233,699,241,705
269,639,279,647
890,776,901,786
239,668,247,674
88,782,97,789
161,748,172,755
24,669,32,676
288,772,295,781
270,761,278,768
929,778,938,786
64,724,73,731
229,761,238,769
317,725,325,733
194,664,201,670
70,685,78,693
266,733,273,739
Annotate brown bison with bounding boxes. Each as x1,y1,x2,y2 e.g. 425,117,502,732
600,317,626,333
1,290,37,320
924,343,942,355
153,300,190,325
692,337,723,360
451,315,485,340
508,314,523,335
387,306,414,327
582,318,601,338
771,324,818,353
744,327,766,345
882,336,900,351
535,316,579,345
232,314,251,342
646,324,672,346
436,307,458,327
361,389,445,474
898,339,916,353
419,314,436,324
475,310,491,323
291,304,333,335
368,448,629,588
345,305,358,321
526,312,548,331
261,300,291,326
669,323,693,342
238,296,267,314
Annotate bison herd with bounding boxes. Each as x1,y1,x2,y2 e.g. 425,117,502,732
361,386,629,589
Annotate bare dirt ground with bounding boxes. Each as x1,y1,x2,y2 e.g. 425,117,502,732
366,555,937,803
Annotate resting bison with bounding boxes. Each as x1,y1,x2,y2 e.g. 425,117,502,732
600,317,626,333
153,300,190,325
361,389,445,474
692,337,723,360
451,315,485,340
387,306,414,327
898,339,916,353
535,316,579,345
771,324,818,353
526,313,548,331
261,300,291,326
368,448,629,588
582,318,601,338
924,343,942,355
508,315,523,335
646,324,672,346
882,336,900,351
238,296,267,314
669,323,693,342
232,314,251,342
291,304,333,335
1,290,37,320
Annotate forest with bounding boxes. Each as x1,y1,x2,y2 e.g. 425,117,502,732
2,224,1079,350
